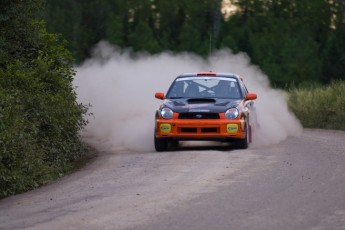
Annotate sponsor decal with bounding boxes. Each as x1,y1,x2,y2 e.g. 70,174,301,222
227,124,238,133
160,124,171,133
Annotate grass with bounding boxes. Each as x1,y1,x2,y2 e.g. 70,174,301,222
288,81,345,131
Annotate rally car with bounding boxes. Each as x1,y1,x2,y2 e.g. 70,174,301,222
154,72,257,151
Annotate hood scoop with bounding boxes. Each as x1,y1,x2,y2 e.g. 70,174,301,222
215,101,230,106
187,98,216,104
172,101,186,106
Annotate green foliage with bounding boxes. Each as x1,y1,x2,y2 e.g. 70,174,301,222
0,0,44,66
44,0,220,57
288,81,345,130
44,0,108,62
43,0,345,87
127,20,160,53
223,0,333,87
0,1,87,198
105,12,124,47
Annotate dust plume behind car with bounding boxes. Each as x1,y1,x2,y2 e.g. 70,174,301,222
73,41,302,152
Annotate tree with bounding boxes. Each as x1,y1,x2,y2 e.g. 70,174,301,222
45,0,107,62
221,0,337,86
127,20,160,52
321,0,345,82
43,0,345,86
0,0,44,66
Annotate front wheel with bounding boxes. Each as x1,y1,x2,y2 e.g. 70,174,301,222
236,122,250,149
154,136,168,152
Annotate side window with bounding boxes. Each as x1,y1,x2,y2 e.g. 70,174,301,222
239,80,248,97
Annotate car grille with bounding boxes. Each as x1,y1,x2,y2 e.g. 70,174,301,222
178,113,220,119
180,127,219,133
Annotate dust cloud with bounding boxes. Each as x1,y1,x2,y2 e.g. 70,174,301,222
73,41,302,152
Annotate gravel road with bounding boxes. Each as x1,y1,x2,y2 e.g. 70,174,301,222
1,129,345,230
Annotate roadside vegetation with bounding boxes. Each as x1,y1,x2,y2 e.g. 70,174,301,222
0,1,88,199
289,81,345,131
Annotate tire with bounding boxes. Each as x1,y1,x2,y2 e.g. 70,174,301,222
171,140,179,149
236,120,250,149
154,135,168,152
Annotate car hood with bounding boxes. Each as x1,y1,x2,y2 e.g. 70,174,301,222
162,98,242,113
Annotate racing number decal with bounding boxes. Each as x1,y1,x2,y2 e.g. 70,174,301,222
160,124,171,133
227,124,238,133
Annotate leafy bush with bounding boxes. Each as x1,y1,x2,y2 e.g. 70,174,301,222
288,81,345,130
0,2,88,199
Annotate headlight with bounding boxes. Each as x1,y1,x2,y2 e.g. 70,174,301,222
225,108,239,119
160,107,174,119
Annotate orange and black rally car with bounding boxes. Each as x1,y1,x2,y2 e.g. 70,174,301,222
154,72,257,151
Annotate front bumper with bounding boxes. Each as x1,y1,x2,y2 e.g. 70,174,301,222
155,115,246,140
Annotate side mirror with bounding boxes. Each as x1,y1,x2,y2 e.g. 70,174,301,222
155,92,165,100
245,93,257,100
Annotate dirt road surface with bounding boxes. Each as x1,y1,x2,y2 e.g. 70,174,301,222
1,129,345,230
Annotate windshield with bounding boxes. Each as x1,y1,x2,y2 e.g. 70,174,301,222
166,77,242,99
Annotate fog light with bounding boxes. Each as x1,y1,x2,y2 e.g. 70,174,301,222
160,124,171,133
227,124,238,133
